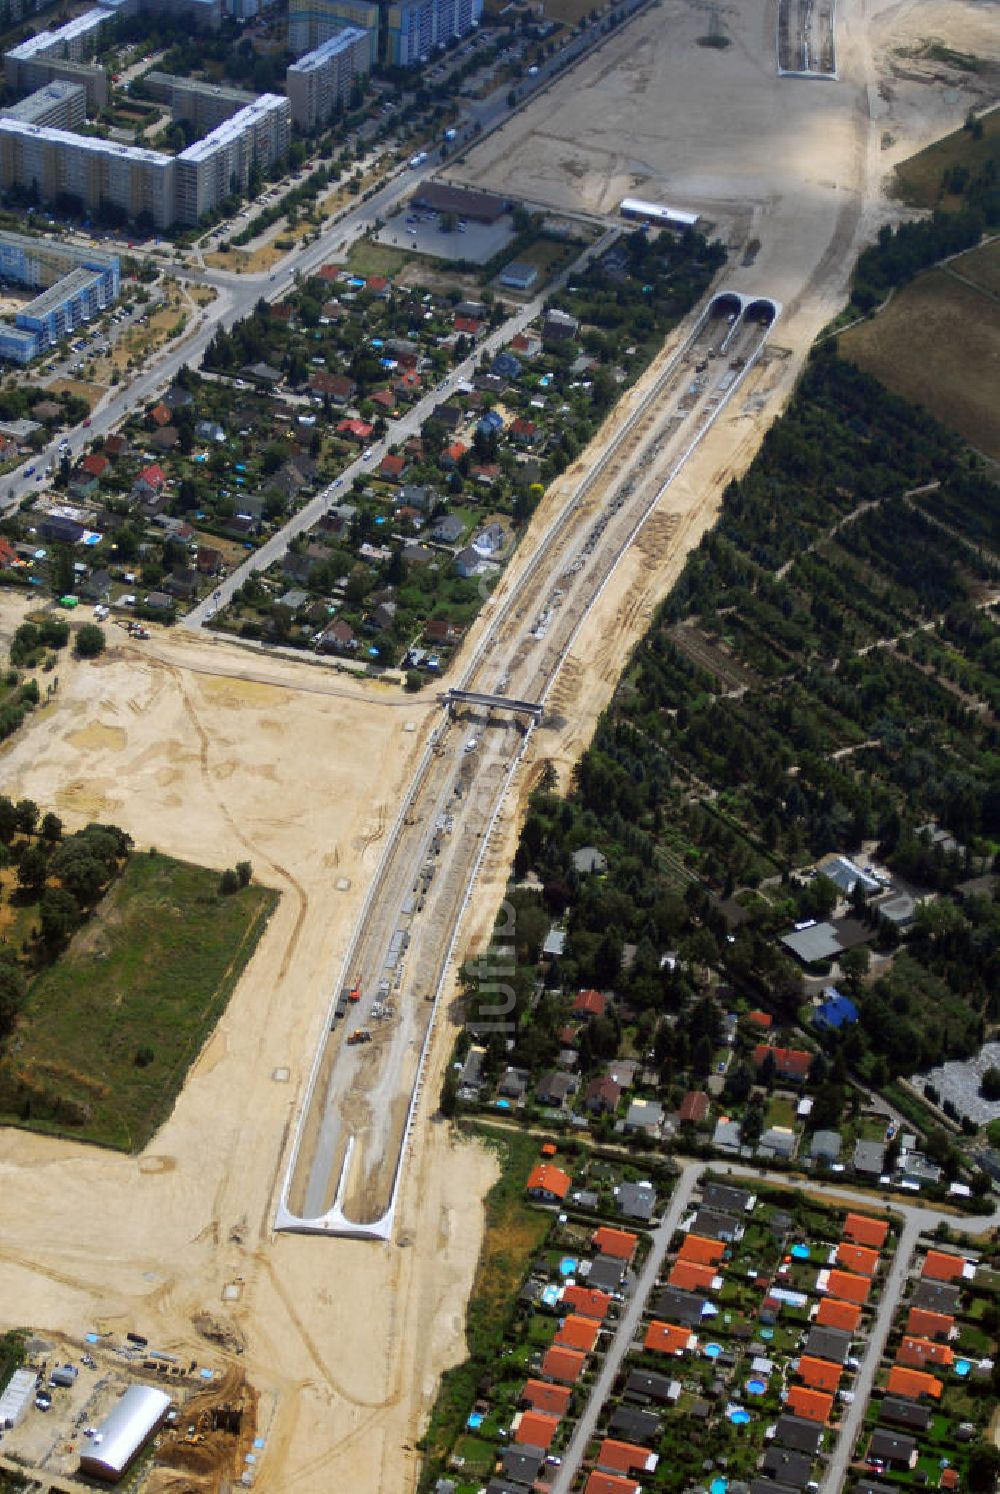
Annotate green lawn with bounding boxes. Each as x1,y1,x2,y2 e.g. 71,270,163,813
0,852,277,1150
892,107,1000,211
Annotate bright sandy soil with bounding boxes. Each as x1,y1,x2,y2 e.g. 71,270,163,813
1,0,997,1488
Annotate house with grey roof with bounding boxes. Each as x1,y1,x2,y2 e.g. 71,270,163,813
571,845,608,874
853,1139,886,1176
866,1429,917,1469
616,1181,656,1221
623,1098,663,1136
805,1325,852,1364
809,1129,842,1162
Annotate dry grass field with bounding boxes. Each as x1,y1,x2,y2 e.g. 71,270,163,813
838,265,1000,459
950,237,1000,297
892,105,1000,210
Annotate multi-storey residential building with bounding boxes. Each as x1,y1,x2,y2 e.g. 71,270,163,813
385,0,482,67
142,73,259,135
285,27,370,131
0,93,288,229
0,80,87,130
7,57,107,112
173,94,290,224
0,231,120,364
287,0,378,61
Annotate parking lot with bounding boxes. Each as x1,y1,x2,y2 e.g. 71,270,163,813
376,207,516,265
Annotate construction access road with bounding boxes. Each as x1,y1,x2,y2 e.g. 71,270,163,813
278,291,780,1236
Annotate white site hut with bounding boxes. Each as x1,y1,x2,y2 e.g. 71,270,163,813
79,1384,171,1481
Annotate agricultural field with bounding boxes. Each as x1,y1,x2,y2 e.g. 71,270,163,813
838,264,1000,459
0,851,277,1150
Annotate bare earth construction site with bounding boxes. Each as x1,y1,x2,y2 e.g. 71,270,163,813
1,0,997,1487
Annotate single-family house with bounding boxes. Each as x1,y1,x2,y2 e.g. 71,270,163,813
525,1163,571,1203
752,1046,813,1082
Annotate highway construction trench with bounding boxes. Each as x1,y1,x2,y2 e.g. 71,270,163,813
276,290,780,1239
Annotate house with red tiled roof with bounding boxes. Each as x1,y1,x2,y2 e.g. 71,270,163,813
555,1315,599,1353
816,1298,862,1332
510,415,538,444
797,1356,841,1393
669,1260,719,1293
592,1227,638,1262
836,1243,879,1278
318,263,340,281
843,1213,889,1250
471,462,500,486
310,371,356,402
585,1473,640,1494
679,1234,724,1267
562,1284,611,1320
752,1045,813,1082
0,536,16,568
103,433,129,458
440,440,467,468
887,1366,943,1400
336,418,374,442
511,330,542,357
379,453,406,480
939,1467,959,1490
541,1345,585,1383
785,1386,833,1423
80,452,109,478
521,1379,571,1416
897,1336,954,1370
746,1010,773,1028
515,1409,559,1448
922,1251,973,1283
454,315,481,336
366,275,390,297
526,1163,571,1203
826,1270,870,1305
371,389,396,412
135,462,167,493
149,401,172,426
679,1090,710,1124
573,989,606,1018
597,1440,658,1476
905,1308,955,1342
644,1321,694,1356
584,1076,621,1115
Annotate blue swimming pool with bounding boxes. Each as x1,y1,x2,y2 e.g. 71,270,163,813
729,1408,751,1426
495,1099,511,1109
467,1411,484,1430
759,1327,774,1341
710,1479,728,1494
955,1359,971,1377
747,1378,767,1395
704,1342,722,1358
559,1256,578,1277
541,1285,561,1307
791,1243,811,1259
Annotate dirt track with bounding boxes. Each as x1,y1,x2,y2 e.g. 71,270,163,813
0,0,996,1485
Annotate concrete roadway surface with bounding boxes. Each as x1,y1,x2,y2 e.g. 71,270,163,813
182,225,618,628
548,1162,703,1494
550,1161,1000,1494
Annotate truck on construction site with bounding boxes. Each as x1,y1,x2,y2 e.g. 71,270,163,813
347,1029,371,1046
348,982,361,1003
114,619,150,640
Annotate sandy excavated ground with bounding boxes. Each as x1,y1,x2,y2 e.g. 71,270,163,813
1,0,997,1488
0,615,495,1490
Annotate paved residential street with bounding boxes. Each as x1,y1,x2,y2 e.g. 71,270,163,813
548,1160,1000,1494
549,1161,703,1494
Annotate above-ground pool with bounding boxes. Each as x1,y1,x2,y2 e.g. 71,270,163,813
704,1342,722,1359
466,1411,485,1430
729,1408,751,1425
710,1479,728,1494
955,1359,971,1376
559,1256,578,1277
746,1378,767,1395
541,1284,561,1307
760,1327,775,1340
791,1243,811,1259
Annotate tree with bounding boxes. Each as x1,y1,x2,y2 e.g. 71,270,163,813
40,812,63,842
38,886,79,947
968,1445,1000,1494
219,867,240,895
74,624,106,659
440,1065,458,1118
14,799,38,836
0,955,26,1038
980,1066,1000,1102
235,861,252,888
